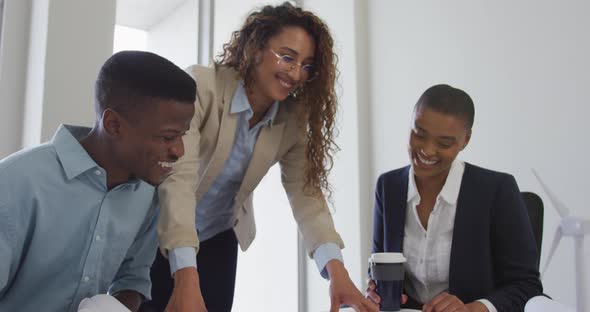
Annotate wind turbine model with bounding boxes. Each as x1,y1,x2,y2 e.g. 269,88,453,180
532,169,590,312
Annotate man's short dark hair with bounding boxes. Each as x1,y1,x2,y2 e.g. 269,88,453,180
415,84,475,129
95,51,196,117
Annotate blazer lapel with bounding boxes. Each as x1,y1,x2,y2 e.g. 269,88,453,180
234,119,286,206
395,167,410,252
448,163,473,294
196,69,240,195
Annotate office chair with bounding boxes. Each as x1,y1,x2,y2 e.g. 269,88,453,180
521,191,544,268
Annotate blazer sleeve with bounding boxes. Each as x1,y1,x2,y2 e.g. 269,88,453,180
157,65,205,256
485,174,543,310
372,175,385,254
279,125,344,257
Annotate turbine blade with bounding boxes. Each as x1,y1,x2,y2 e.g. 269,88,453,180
541,227,562,278
532,169,570,218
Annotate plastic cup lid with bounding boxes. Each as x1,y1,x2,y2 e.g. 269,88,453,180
369,252,406,263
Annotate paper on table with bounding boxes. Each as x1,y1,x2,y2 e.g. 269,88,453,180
78,294,131,312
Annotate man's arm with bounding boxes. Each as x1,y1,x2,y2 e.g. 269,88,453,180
112,290,143,312
0,200,20,298
109,199,159,305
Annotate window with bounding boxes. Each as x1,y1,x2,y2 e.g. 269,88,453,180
113,25,147,53
114,0,198,68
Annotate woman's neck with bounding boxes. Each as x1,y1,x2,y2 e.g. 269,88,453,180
246,85,275,128
415,170,449,200
246,89,274,116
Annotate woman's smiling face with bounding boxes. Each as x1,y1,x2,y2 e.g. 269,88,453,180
408,105,471,181
250,26,316,105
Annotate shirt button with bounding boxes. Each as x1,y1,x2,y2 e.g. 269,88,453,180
83,276,90,282
95,235,101,241
94,170,101,176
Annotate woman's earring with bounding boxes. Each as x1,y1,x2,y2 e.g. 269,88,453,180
289,86,303,98
255,53,262,64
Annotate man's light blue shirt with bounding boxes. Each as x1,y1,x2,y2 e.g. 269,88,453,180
170,82,342,279
0,125,159,312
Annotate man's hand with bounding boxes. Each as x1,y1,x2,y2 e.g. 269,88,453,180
113,290,142,312
422,292,488,312
365,278,407,306
326,260,378,312
165,267,207,312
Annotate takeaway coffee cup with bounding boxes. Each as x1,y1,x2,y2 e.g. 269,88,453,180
369,252,406,312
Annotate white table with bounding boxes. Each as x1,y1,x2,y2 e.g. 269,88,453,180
337,308,419,312
524,296,575,312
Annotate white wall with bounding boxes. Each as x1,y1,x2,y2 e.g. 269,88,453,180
368,0,590,310
0,0,3,41
42,0,116,142
21,0,116,148
21,0,48,148
113,25,147,53
234,165,299,311
147,0,198,69
213,0,273,59
0,0,30,158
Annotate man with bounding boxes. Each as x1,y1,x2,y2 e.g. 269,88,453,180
0,51,195,312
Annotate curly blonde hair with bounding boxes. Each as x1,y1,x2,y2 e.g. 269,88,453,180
216,2,339,199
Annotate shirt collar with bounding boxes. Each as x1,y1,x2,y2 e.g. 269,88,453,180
407,159,465,205
407,167,419,203
230,81,279,127
51,124,99,180
52,124,143,189
438,159,464,205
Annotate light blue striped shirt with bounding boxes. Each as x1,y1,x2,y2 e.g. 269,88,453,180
170,82,342,279
0,125,159,312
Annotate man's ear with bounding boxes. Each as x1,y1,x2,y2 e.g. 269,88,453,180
101,108,122,137
462,129,472,150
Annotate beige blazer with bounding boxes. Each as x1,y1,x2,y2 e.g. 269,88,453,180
158,64,344,257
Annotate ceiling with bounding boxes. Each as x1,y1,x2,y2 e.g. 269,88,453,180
115,0,189,30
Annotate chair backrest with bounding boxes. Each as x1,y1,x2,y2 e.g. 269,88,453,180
521,191,544,268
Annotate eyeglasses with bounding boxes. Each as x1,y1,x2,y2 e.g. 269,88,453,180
268,49,317,82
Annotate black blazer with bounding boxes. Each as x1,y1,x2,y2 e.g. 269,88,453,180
372,163,542,311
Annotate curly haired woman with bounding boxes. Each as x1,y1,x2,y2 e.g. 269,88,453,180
141,3,377,312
